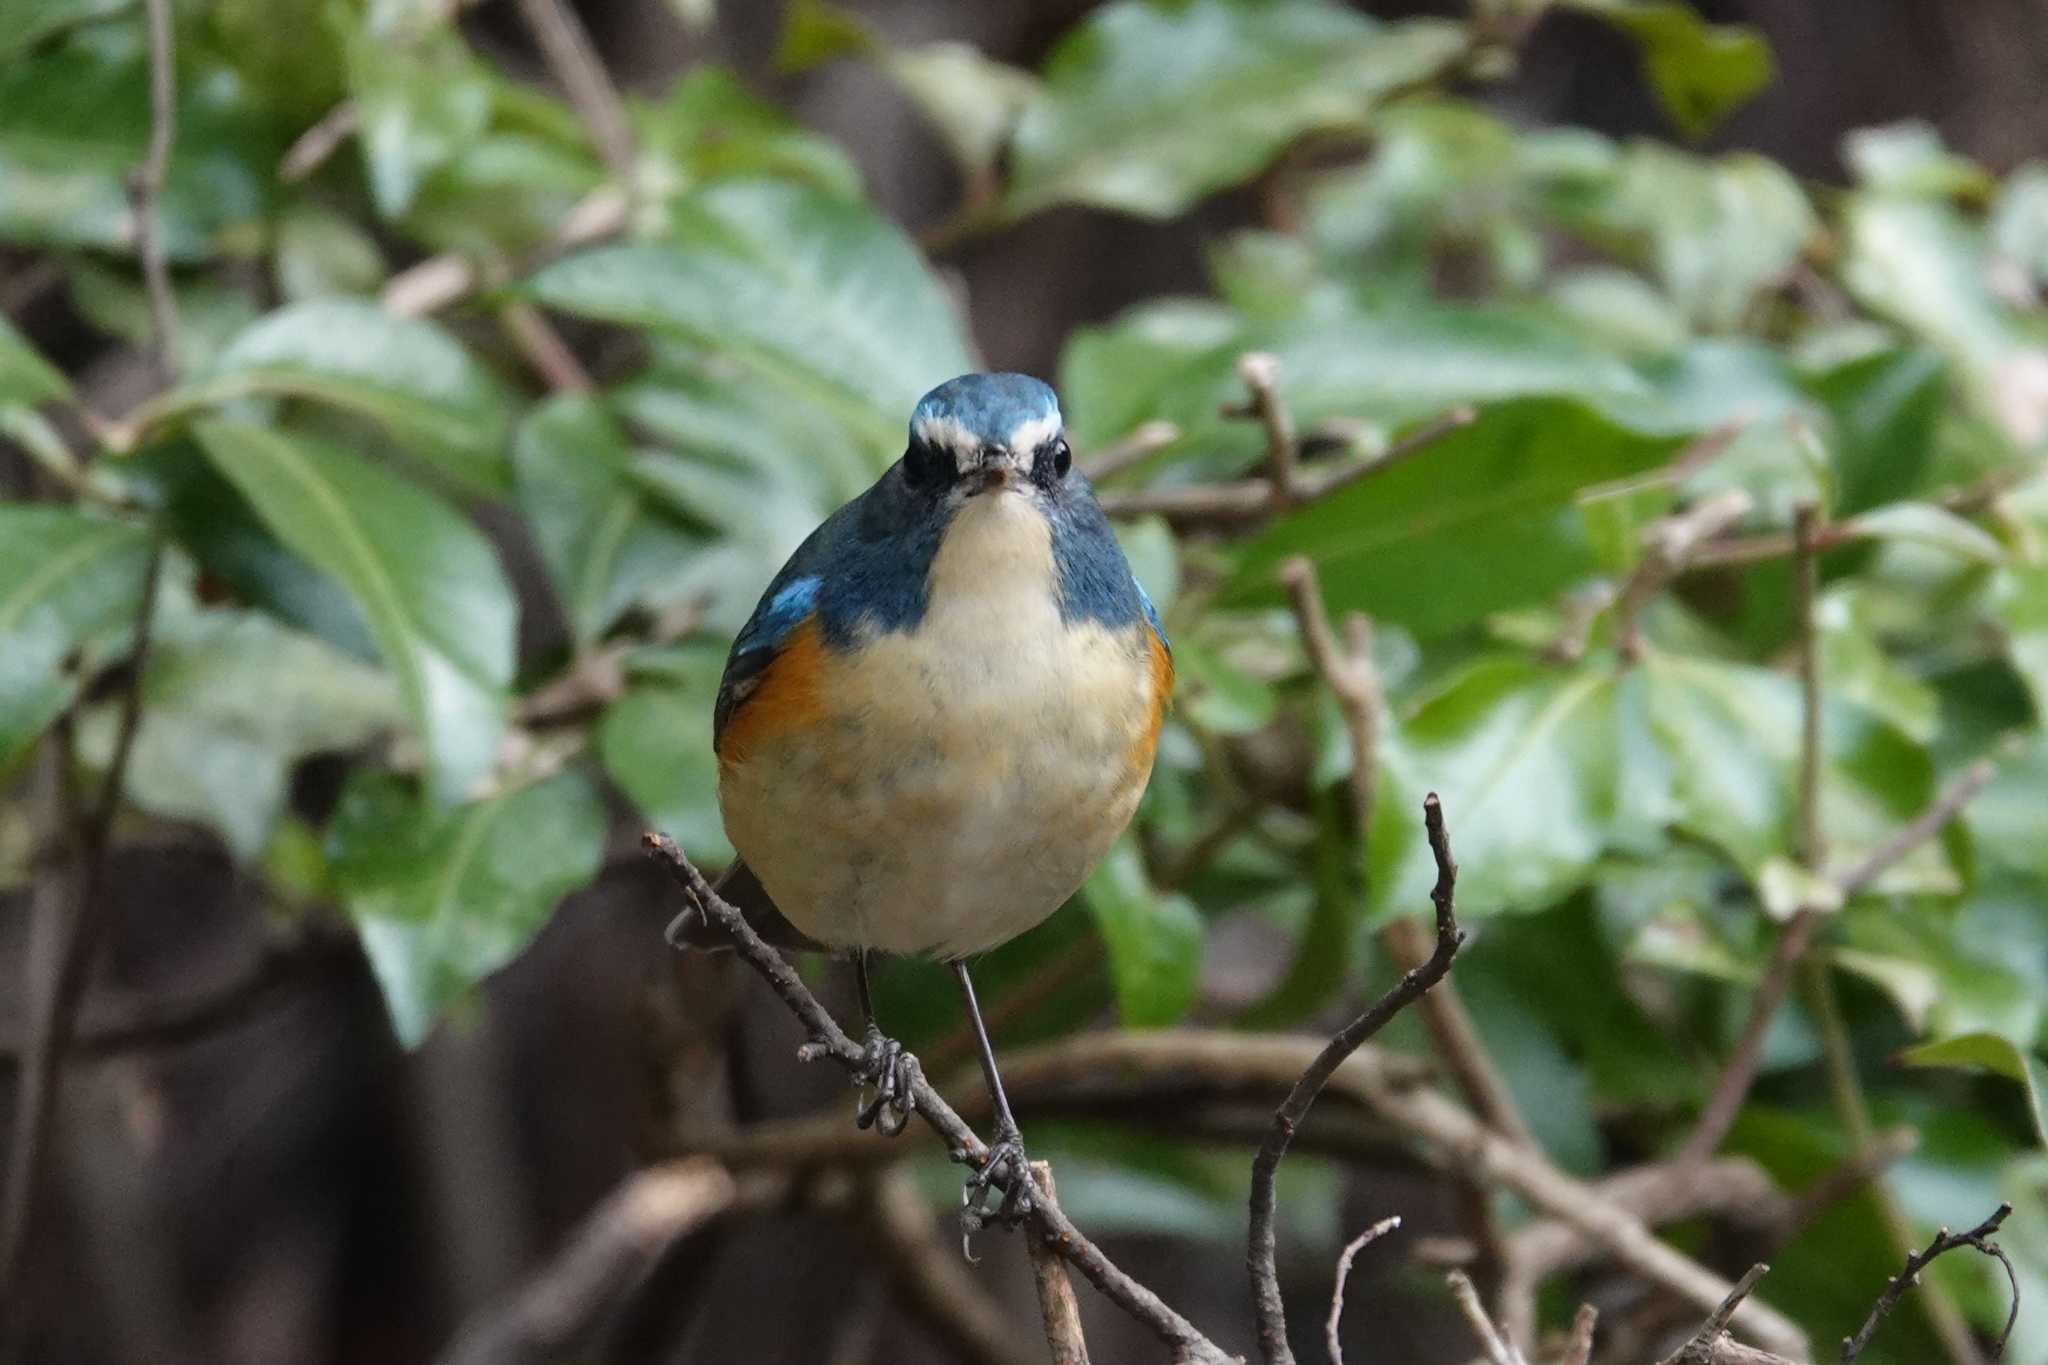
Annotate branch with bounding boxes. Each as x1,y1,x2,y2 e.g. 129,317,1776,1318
381,185,628,318
1096,405,1474,527
279,100,360,182
437,1158,748,1365
1325,1216,1400,1365
1660,1264,1774,1365
1023,1164,1091,1365
1840,1203,2017,1364
1249,794,1463,1365
1560,1304,1599,1365
868,1170,1042,1365
128,0,181,385
514,0,636,184
1448,1269,1526,1365
1237,353,1301,503
641,835,1235,1365
497,298,597,393
1082,420,1181,483
1615,491,1755,661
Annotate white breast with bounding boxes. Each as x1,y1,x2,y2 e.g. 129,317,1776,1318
719,491,1158,958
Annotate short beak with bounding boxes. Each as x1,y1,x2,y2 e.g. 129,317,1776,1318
964,464,1013,495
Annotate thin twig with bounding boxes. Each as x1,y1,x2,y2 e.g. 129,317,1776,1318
1660,1265,1772,1365
1841,1203,2017,1364
1238,353,1301,503
129,0,181,385
1096,406,1474,527
1794,504,1825,869
498,299,596,393
642,835,1235,1365
437,1158,749,1365
869,1170,1040,1365
1024,1164,1091,1365
1615,491,1755,661
514,0,636,183
1082,420,1181,483
1448,1269,1524,1365
381,185,628,318
279,101,360,182
1249,794,1463,1365
1325,1216,1400,1365
1560,1304,1599,1365
1830,757,1998,898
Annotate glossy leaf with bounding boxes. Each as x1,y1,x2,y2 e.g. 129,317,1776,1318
81,605,399,859
0,314,69,408
330,769,605,1045
1898,1032,2048,1146
1230,399,1684,636
193,420,513,803
528,181,976,457
1085,840,1204,1028
155,300,516,494
0,506,151,771
1563,1,1774,140
514,395,700,644
1006,0,1465,219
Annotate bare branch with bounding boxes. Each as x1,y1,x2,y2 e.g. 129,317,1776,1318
1841,1203,2017,1365
279,101,360,182
869,1170,1041,1365
1560,1304,1598,1365
498,299,596,393
438,1158,747,1365
381,185,628,318
642,835,1235,1365
514,0,636,184
1660,1265,1773,1365
1250,795,1463,1365
1024,1164,1091,1365
128,0,181,385
1237,353,1302,503
1615,491,1755,661
1082,420,1180,483
1325,1216,1401,1365
1097,405,1474,527
1830,757,1998,899
1448,1269,1526,1365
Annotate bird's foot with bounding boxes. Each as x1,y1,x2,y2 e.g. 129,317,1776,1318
958,1124,1034,1258
854,1022,918,1138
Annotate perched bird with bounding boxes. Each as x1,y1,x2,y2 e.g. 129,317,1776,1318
669,372,1173,1227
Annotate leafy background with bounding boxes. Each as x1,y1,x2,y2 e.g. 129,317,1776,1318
3,1,2048,1362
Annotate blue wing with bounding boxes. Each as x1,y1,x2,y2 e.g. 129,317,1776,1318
1134,577,1171,657
713,572,822,744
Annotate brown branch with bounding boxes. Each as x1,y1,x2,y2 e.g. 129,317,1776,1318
1841,1203,2017,1364
1237,353,1302,503
498,299,596,393
1448,1269,1525,1365
0,539,164,1346
279,101,360,182
1096,406,1474,527
1615,491,1755,661
1560,1304,1599,1365
514,0,637,184
1830,757,1998,899
381,185,628,318
1660,1264,1773,1365
1250,794,1463,1365
642,835,1235,1365
869,1170,1041,1365
437,1158,749,1365
1081,420,1180,483
1325,1216,1401,1365
128,0,181,385
1024,1164,1091,1365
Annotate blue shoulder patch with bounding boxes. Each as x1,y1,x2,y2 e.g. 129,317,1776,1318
1134,578,1171,656
716,574,821,741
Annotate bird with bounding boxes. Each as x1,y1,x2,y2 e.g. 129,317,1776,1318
667,371,1173,1231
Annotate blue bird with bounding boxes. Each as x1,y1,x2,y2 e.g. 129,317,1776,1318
669,372,1173,1227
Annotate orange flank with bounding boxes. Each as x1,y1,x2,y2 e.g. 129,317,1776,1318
715,617,832,767
1134,623,1174,774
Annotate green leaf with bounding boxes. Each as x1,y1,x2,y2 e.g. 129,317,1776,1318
1610,145,1815,331
1006,1,1466,219
153,300,516,494
514,396,700,645
0,0,134,64
634,67,864,207
192,420,513,803
330,769,605,1045
0,42,277,258
1561,1,1773,140
597,673,729,864
1850,502,2007,565
80,605,399,859
0,506,151,771
345,18,494,217
1084,840,1204,1028
1229,399,1684,636
774,0,876,71
1898,1033,2048,1146
1371,659,1627,920
0,314,69,408
528,181,976,458
274,205,388,301
1807,346,1947,517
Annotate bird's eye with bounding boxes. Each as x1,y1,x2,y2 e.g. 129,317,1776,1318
1034,436,1072,485
903,437,950,490
1053,437,1072,478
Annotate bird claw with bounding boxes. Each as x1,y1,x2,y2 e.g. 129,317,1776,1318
854,1023,917,1138
958,1127,1033,1258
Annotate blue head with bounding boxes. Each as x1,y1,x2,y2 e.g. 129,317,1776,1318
903,372,1070,498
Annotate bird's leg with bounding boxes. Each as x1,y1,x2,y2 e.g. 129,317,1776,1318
953,959,1034,1246
852,950,916,1137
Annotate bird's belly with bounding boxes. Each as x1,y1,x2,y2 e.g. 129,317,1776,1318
719,617,1157,958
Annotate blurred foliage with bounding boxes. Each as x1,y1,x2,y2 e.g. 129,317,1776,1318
4,0,2047,1354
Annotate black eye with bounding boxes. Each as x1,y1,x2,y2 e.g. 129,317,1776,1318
1053,437,1072,478
1035,436,1072,485
903,438,950,490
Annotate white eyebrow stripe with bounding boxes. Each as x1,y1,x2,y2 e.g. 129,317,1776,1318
1006,414,1062,452
912,413,978,453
